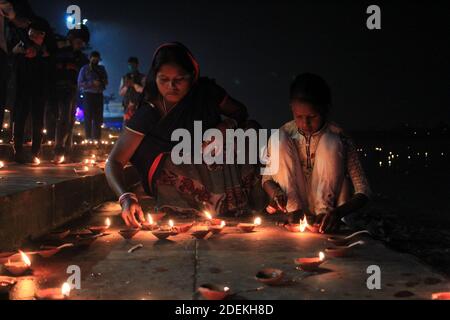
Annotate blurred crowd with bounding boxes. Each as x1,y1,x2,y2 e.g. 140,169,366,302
0,0,145,165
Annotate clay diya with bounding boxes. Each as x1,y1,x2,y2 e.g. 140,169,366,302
88,218,111,235
197,284,231,301
3,251,32,276
328,230,372,246
141,214,158,231
73,233,100,248
191,228,211,240
151,230,178,240
306,224,320,234
0,252,17,265
325,241,365,258
432,292,450,300
285,224,300,233
295,252,327,272
255,268,285,286
119,228,140,240
35,283,71,300
173,222,195,234
209,221,226,235
44,229,71,241
204,211,222,226
238,217,262,233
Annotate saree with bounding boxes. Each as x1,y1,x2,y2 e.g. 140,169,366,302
126,44,266,216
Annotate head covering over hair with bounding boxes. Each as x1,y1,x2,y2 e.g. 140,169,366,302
144,42,200,101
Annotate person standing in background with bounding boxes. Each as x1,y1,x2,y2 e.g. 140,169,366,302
0,0,15,132
12,17,54,164
119,56,145,124
52,27,89,163
78,51,108,142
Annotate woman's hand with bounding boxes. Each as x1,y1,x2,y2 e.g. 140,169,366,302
121,197,146,228
273,191,288,213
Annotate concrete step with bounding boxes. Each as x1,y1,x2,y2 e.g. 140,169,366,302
0,160,139,250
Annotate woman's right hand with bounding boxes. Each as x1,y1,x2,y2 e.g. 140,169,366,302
121,198,146,228
273,191,288,213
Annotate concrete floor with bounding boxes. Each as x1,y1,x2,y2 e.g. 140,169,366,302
2,203,448,300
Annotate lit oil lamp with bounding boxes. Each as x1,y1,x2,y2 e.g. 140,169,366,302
295,252,326,272
32,157,41,166
238,217,262,233
35,283,71,300
141,214,158,231
56,156,65,165
4,251,32,276
172,222,195,234
204,211,222,226
209,221,226,235
432,292,450,300
299,216,308,233
191,226,211,240
89,218,111,235
197,284,231,301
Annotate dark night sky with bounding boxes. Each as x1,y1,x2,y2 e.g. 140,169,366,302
29,0,449,130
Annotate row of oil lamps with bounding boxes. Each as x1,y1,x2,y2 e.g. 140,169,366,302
2,212,449,300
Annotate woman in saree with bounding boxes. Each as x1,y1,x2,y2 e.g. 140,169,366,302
263,73,372,233
106,42,266,228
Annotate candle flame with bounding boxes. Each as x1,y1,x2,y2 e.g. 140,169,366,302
105,218,111,228
254,217,262,226
0,161,4,169
204,211,212,220
319,252,326,261
221,221,226,228
299,217,308,233
148,214,154,225
61,283,71,297
169,220,174,228
19,250,31,267
34,157,41,166
224,287,230,292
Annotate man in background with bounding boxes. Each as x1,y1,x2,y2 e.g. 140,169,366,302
119,56,145,123
0,0,15,131
78,51,108,142
52,26,90,163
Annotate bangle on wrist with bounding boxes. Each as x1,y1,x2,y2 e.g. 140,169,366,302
119,193,138,206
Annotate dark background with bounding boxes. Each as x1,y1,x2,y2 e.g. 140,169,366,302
29,0,449,131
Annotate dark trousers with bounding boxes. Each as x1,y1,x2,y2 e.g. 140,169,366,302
0,50,8,127
84,92,104,140
13,89,46,156
55,87,77,155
